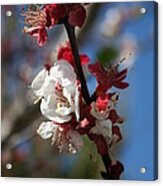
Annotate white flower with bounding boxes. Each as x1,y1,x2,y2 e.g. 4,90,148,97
31,60,80,123
37,121,83,154
90,119,112,139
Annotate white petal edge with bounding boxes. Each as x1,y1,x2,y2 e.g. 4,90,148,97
31,69,48,97
37,121,57,139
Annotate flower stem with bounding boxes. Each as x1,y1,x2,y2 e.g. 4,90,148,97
64,20,91,105
101,154,112,179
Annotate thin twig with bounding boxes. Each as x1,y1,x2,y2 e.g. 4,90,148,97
64,20,91,105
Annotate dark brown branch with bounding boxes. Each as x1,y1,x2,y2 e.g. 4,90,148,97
64,20,91,105
90,91,97,102
102,154,112,171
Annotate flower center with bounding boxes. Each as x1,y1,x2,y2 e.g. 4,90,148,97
54,82,70,113
57,99,69,109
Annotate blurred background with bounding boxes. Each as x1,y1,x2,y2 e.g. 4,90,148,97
1,2,157,180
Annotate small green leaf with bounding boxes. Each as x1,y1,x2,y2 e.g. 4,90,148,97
97,47,118,67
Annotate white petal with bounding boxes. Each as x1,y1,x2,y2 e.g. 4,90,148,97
50,60,76,86
40,95,71,123
62,87,73,105
74,85,80,121
62,83,80,121
62,84,76,107
37,121,58,139
42,78,56,98
60,76,76,87
49,66,62,81
31,69,48,97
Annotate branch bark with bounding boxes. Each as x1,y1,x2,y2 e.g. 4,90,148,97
64,20,91,105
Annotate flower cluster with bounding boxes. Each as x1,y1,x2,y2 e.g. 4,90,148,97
30,40,129,179
24,3,131,179
22,4,87,46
